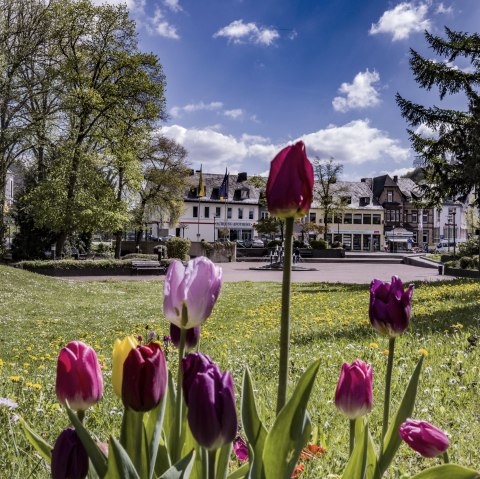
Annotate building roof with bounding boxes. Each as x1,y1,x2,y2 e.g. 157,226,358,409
372,174,422,201
311,180,382,209
184,172,262,205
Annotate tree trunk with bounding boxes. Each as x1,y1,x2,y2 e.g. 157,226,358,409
56,231,67,257
114,231,122,259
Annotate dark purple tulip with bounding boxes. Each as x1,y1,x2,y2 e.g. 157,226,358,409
369,276,414,337
51,428,88,479
170,323,200,351
181,353,237,450
399,419,449,458
335,359,373,419
122,342,167,412
56,341,103,412
266,140,314,219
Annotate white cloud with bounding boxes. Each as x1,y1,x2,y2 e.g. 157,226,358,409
161,119,411,174
301,119,410,165
152,7,179,39
213,20,280,46
224,109,244,120
332,69,381,113
414,123,438,138
170,101,224,118
369,2,431,41
435,3,453,14
164,0,182,12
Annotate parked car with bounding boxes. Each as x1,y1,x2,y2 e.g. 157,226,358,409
244,238,264,248
434,240,463,253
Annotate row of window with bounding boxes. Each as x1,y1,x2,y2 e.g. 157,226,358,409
309,212,382,225
385,209,430,223
193,206,255,220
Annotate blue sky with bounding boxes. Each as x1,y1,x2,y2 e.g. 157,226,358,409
94,0,480,180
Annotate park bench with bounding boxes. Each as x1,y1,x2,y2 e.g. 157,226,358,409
131,260,166,275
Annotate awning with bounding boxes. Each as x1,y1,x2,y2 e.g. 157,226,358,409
388,238,408,243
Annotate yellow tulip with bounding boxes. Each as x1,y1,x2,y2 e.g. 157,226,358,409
112,336,138,398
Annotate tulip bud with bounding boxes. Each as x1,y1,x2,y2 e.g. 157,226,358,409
170,323,200,351
335,359,373,420
369,276,414,337
112,335,138,398
266,140,314,219
233,436,249,462
182,353,237,450
399,419,449,458
56,341,103,412
51,428,89,479
122,342,167,412
163,257,222,329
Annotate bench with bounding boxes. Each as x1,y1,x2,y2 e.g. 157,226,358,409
131,260,166,275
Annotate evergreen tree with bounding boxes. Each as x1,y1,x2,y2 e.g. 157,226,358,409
396,27,480,205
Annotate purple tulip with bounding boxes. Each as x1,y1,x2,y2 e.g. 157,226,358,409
181,352,237,450
51,428,89,479
266,140,314,219
399,419,449,458
122,342,167,412
56,341,103,412
233,436,249,462
335,359,373,419
163,257,222,329
369,276,414,337
170,323,200,351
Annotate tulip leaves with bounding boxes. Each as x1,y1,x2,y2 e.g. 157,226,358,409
408,465,480,479
342,424,368,479
18,416,53,464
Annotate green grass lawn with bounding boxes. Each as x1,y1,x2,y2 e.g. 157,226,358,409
0,265,479,478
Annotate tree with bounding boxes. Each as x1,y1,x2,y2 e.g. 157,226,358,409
314,158,345,240
253,216,283,239
24,0,166,255
396,27,480,206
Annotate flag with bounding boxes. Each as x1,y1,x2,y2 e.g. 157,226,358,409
219,169,229,200
198,165,205,197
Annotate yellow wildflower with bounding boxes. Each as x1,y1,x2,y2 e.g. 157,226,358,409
418,348,429,356
369,343,379,349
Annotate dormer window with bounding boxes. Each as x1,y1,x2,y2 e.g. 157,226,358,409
387,191,393,202
359,197,370,206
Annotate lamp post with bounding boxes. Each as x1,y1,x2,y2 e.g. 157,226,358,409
452,208,457,256
213,215,216,242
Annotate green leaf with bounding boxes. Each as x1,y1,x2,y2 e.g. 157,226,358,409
378,356,424,476
216,443,232,479
106,436,141,479
159,449,196,479
262,359,321,479
227,463,250,479
65,404,108,478
120,408,148,477
409,464,480,479
144,392,167,479
354,418,378,479
343,423,368,479
154,439,172,478
163,371,176,442
19,416,53,464
241,368,268,479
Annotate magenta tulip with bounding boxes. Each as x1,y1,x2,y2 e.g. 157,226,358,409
182,352,237,450
369,276,414,337
170,323,200,351
163,257,222,329
56,341,103,412
335,359,373,419
266,140,314,219
51,428,89,479
399,419,449,458
233,436,249,462
122,342,167,412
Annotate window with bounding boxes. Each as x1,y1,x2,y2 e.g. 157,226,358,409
363,214,371,224
193,206,198,218
372,214,381,225
227,207,232,219
422,211,428,223
238,208,243,219
215,207,221,217
359,197,370,206
354,214,362,224
309,212,316,223
261,211,269,219
334,213,342,224
387,191,393,202
326,214,333,224
344,213,352,224
412,210,417,223
204,207,210,218
249,209,254,220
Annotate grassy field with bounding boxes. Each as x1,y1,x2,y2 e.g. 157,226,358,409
0,265,479,478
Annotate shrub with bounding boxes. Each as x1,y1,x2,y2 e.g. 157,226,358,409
166,237,190,260
153,245,168,258
310,239,328,250
122,254,158,261
458,237,480,257
18,259,130,270
459,256,474,269
331,241,343,249
444,259,459,268
267,240,282,248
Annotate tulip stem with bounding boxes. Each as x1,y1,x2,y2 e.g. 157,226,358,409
276,216,294,415
349,419,355,456
171,326,187,464
380,338,395,455
207,449,216,479
76,410,85,424
443,451,450,464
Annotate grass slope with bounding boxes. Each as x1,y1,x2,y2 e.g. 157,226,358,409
0,265,479,478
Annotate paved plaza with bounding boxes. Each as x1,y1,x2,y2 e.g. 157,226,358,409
60,260,450,284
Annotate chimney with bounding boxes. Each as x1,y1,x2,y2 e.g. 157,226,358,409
361,178,366,182
393,175,398,183
237,172,247,182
